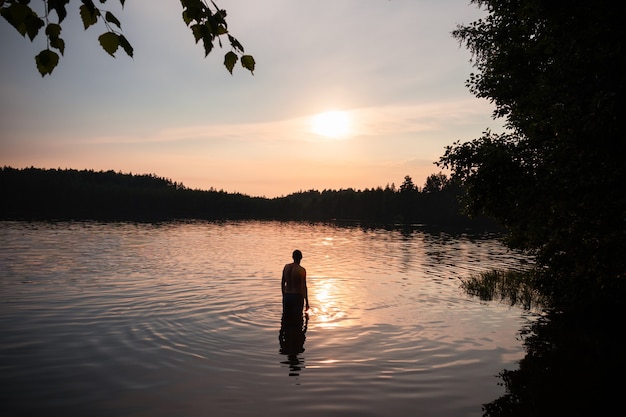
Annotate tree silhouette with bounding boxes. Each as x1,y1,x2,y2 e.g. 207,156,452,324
438,0,625,304
0,166,498,231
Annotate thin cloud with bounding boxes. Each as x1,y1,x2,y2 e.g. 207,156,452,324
69,97,498,147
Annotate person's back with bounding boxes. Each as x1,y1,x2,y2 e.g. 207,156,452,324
281,250,309,313
282,262,306,294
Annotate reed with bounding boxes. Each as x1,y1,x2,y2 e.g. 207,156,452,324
460,268,547,311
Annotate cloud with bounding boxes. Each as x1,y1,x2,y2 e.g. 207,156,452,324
63,96,497,147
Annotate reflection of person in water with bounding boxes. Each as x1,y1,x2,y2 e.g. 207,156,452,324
279,250,309,376
279,308,308,376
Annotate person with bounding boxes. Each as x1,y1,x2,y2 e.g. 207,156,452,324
281,249,309,315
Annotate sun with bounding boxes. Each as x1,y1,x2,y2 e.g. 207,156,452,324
311,111,351,138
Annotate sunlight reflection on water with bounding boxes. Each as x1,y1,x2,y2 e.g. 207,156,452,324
0,220,536,417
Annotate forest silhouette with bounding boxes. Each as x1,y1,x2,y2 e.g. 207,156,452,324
0,166,496,230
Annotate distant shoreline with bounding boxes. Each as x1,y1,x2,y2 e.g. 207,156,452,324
1,166,501,232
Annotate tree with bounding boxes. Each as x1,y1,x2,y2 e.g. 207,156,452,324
438,0,625,303
399,175,417,193
423,172,449,193
0,0,255,76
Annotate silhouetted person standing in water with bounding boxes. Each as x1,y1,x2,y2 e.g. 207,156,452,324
281,250,309,315
280,250,309,376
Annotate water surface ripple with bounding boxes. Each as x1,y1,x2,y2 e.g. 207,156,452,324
0,221,536,416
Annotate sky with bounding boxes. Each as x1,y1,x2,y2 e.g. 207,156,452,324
0,0,503,198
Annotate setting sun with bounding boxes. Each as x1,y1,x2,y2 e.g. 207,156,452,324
311,111,351,138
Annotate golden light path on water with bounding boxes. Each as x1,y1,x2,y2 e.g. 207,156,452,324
294,228,531,364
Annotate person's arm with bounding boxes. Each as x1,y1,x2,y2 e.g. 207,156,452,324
303,269,309,310
281,265,286,295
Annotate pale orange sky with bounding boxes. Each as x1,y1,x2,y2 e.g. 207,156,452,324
0,0,504,198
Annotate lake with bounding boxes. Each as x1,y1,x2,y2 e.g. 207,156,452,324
0,220,537,417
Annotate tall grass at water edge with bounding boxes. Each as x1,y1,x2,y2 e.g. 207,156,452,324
460,269,548,311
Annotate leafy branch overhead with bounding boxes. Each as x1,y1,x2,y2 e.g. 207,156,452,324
181,0,254,74
0,0,254,76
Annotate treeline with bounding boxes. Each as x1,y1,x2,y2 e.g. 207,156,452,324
0,167,498,230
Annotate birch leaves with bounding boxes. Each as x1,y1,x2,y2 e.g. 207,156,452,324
1,0,254,76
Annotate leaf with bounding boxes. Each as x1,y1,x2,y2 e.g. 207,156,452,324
206,15,219,35
105,11,121,29
1,3,44,40
50,36,65,55
79,4,99,30
181,1,204,26
216,25,227,36
0,3,30,36
45,23,62,39
241,55,255,74
118,35,133,57
202,36,214,57
24,11,45,41
35,49,59,76
211,1,227,21
214,9,227,26
81,0,98,19
45,24,64,55
224,51,237,74
48,0,69,22
181,10,192,26
98,32,119,56
190,23,207,43
228,35,244,53
51,37,66,55
182,0,205,13
180,0,198,10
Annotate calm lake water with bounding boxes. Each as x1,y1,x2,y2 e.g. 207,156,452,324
0,220,537,417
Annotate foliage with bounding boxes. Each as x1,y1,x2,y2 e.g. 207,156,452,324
423,171,450,193
438,0,626,305
0,0,254,76
0,167,498,231
481,307,625,417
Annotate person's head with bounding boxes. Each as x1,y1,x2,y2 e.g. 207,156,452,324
292,249,303,262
